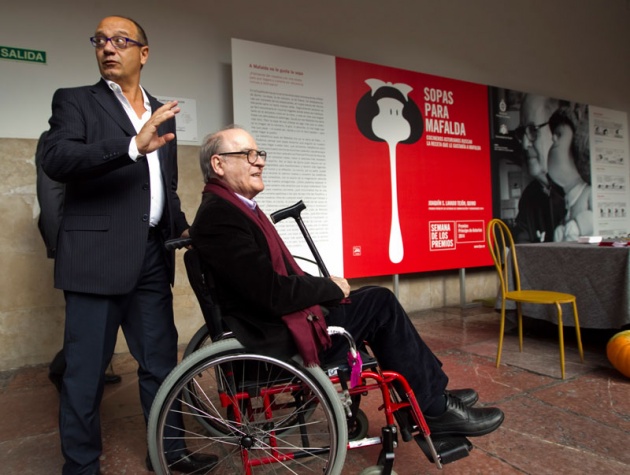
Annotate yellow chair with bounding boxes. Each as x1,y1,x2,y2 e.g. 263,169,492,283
486,218,584,379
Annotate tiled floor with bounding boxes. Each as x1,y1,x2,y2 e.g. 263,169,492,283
1,305,628,474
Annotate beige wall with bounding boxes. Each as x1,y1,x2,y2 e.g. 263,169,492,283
0,140,207,370
0,137,496,371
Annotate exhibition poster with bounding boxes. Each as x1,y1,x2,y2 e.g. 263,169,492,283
232,39,630,278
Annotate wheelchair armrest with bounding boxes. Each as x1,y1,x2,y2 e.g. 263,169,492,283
321,349,378,377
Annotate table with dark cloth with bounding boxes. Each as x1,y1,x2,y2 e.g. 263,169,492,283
496,242,630,330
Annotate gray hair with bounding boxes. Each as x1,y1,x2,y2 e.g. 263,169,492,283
548,103,590,184
199,124,245,183
521,93,561,121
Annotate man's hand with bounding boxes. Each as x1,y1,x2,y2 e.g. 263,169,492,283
136,101,180,156
330,276,350,298
180,228,193,249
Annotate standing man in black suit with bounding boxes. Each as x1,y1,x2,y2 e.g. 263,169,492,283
42,16,215,475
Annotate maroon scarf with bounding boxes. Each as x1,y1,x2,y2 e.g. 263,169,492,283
203,179,331,366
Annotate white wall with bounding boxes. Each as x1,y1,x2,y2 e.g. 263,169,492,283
1,0,629,140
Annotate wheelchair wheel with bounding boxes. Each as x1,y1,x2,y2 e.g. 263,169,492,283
359,466,398,475
348,408,369,441
182,327,320,437
182,324,215,434
148,339,348,474
183,324,211,358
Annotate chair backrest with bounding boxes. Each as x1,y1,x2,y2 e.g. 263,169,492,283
183,248,229,341
486,218,522,296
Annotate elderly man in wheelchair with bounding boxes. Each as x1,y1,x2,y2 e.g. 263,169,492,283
147,125,504,474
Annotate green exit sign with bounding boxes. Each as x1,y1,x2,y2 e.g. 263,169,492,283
0,46,46,64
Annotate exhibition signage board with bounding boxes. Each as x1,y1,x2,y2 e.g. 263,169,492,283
232,39,630,279
336,58,492,276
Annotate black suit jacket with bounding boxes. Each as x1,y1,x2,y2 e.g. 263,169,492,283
190,193,343,355
42,79,188,295
35,130,65,259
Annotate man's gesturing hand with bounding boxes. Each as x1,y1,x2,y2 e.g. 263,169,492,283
136,101,180,156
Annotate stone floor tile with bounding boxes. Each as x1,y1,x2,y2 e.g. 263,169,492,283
496,396,630,465
530,371,630,433
1,306,628,474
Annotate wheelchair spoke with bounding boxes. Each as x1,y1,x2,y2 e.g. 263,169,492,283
147,340,347,474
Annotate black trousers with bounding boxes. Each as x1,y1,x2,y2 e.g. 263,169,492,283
320,286,449,411
59,236,180,475
49,350,115,380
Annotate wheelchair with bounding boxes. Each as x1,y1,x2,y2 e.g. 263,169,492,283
147,201,473,474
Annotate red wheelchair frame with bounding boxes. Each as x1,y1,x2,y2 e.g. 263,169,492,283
147,201,472,474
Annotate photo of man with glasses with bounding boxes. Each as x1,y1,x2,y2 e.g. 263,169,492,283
489,90,573,243
511,94,567,243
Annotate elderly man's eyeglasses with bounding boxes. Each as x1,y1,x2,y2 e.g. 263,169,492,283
218,150,267,164
514,122,549,143
90,36,145,50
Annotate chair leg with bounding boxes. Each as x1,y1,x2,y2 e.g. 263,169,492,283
496,304,507,368
516,303,523,352
571,301,585,362
556,303,566,379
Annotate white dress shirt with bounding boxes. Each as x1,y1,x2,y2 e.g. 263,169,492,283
105,79,165,227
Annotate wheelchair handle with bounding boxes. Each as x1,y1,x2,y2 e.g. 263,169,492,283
327,326,358,357
164,237,193,251
270,200,330,278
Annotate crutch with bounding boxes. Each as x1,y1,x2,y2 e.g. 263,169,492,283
270,200,330,278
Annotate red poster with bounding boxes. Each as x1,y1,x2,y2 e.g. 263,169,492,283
336,58,493,278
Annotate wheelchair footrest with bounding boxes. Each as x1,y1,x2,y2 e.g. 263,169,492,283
415,435,473,465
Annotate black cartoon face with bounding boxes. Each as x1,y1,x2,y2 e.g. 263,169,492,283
354,79,423,263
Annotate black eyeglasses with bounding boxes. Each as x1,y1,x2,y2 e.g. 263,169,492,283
90,36,145,50
514,122,549,144
218,150,267,164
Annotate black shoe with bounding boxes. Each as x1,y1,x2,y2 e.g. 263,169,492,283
146,451,218,473
445,388,478,407
425,394,504,437
104,373,122,385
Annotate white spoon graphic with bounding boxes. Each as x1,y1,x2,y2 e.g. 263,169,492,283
371,96,411,263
